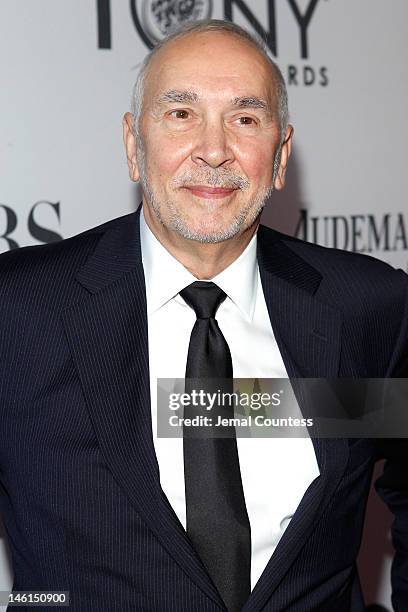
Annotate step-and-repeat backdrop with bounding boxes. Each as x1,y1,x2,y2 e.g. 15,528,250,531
1,2,407,610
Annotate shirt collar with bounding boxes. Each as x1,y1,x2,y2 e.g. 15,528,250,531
140,208,258,323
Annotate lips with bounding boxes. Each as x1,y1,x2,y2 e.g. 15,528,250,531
184,185,237,199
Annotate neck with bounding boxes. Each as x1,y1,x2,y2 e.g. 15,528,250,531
142,203,259,279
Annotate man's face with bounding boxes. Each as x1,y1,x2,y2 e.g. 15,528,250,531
125,31,293,243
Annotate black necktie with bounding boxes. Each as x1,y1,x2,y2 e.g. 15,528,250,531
180,281,251,612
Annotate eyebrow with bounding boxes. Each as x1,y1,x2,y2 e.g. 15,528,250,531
231,96,270,112
156,90,199,104
155,90,271,113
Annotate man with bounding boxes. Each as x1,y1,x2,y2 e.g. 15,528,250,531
0,18,407,612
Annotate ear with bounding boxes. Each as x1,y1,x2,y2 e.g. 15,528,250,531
122,112,140,182
273,124,294,191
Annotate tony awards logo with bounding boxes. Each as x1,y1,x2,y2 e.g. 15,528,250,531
97,1,330,87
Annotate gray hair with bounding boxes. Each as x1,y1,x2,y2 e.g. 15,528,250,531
131,19,289,143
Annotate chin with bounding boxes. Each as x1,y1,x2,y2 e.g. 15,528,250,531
171,217,243,244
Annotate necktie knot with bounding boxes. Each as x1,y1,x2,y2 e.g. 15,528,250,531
180,281,227,319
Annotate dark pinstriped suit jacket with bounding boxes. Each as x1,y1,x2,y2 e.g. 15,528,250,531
1,208,408,611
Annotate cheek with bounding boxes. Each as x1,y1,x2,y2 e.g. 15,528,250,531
239,148,275,187
144,130,193,180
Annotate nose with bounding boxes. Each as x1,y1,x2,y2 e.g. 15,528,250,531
191,118,235,168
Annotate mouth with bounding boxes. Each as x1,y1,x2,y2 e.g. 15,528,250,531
182,185,238,199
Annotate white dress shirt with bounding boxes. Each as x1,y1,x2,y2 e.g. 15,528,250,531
140,209,320,589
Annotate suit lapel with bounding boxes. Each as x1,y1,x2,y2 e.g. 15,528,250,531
242,226,350,611
257,225,342,379
61,210,225,609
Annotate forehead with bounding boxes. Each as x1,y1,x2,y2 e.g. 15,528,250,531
143,31,276,105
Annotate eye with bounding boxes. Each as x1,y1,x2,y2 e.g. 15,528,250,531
169,109,190,119
237,116,257,125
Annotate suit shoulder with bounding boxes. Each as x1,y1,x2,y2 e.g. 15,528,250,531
0,210,139,306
